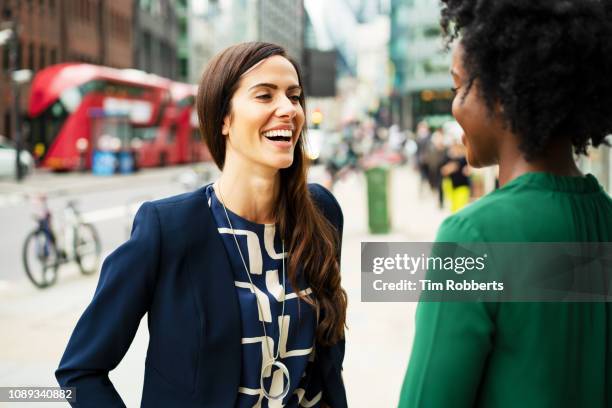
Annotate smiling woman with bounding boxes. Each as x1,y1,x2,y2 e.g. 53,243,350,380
56,42,347,408
195,42,348,407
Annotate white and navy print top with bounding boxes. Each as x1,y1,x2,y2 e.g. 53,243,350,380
206,185,322,408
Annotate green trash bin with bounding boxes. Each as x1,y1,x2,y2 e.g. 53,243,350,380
365,167,391,234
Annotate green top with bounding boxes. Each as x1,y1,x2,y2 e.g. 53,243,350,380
399,172,612,408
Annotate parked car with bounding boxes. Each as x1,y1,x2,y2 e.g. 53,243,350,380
0,136,34,178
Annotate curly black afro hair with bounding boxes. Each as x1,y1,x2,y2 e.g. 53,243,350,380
441,0,612,158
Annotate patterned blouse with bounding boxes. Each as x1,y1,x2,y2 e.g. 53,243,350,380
205,185,322,408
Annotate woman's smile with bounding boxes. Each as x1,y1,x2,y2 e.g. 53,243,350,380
262,127,295,149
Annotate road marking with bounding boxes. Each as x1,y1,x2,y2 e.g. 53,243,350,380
0,279,13,292
0,193,25,208
81,202,144,224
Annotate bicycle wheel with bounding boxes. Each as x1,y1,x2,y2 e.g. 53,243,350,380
74,223,101,275
22,229,59,288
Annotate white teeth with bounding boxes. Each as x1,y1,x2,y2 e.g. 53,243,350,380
263,129,293,138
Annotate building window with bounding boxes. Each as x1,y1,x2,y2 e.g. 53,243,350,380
39,45,46,68
140,0,151,12
423,25,441,38
50,48,57,64
179,57,188,79
28,43,35,70
4,111,11,140
2,46,8,72
143,32,151,70
49,0,55,14
111,12,116,37
18,41,23,69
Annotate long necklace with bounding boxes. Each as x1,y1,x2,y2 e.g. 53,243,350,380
215,184,291,401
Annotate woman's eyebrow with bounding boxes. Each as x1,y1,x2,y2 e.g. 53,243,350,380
248,83,302,92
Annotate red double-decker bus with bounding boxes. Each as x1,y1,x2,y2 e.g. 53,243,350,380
28,63,209,171
136,81,209,167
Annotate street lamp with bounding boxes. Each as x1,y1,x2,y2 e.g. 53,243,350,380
11,67,33,180
1,6,30,182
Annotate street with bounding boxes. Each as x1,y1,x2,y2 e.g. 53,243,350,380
0,164,446,408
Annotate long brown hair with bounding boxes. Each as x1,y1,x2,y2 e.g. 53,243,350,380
196,42,346,346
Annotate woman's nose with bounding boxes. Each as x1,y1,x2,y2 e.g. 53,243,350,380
275,96,297,118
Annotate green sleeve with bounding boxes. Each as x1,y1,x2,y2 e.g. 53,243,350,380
398,215,496,408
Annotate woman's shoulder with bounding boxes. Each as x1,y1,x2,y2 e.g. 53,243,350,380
437,177,612,242
308,183,343,225
139,185,211,230
151,186,206,207
148,185,208,209
436,186,532,242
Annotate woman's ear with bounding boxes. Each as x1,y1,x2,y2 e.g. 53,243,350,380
222,114,230,136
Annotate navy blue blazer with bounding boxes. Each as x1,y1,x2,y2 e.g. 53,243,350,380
56,183,347,408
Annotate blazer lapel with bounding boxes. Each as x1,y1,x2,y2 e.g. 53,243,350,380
188,185,242,404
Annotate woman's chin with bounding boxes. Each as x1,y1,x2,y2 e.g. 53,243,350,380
265,156,294,170
465,147,481,168
466,151,496,168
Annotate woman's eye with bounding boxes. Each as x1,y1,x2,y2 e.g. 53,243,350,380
451,87,459,95
289,95,301,102
256,94,271,100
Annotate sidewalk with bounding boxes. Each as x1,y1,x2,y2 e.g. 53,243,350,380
331,165,448,407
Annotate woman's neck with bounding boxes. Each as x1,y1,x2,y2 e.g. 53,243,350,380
498,135,582,187
215,160,279,225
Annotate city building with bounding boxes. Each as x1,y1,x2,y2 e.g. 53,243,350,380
0,0,133,142
302,0,391,128
187,0,304,85
257,0,304,65
176,0,189,82
389,0,452,130
133,0,179,80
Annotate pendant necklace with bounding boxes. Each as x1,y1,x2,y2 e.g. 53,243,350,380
215,184,291,401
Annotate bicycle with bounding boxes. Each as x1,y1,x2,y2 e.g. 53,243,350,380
22,194,102,288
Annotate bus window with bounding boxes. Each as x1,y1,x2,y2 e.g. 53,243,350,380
132,127,159,142
29,101,69,162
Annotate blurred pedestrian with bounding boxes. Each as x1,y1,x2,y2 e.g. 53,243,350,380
425,130,448,208
400,0,612,407
415,121,432,193
57,42,347,408
440,135,471,213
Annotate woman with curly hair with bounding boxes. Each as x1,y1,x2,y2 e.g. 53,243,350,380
399,0,612,407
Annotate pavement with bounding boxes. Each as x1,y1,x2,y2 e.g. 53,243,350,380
0,164,448,407
332,166,447,408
